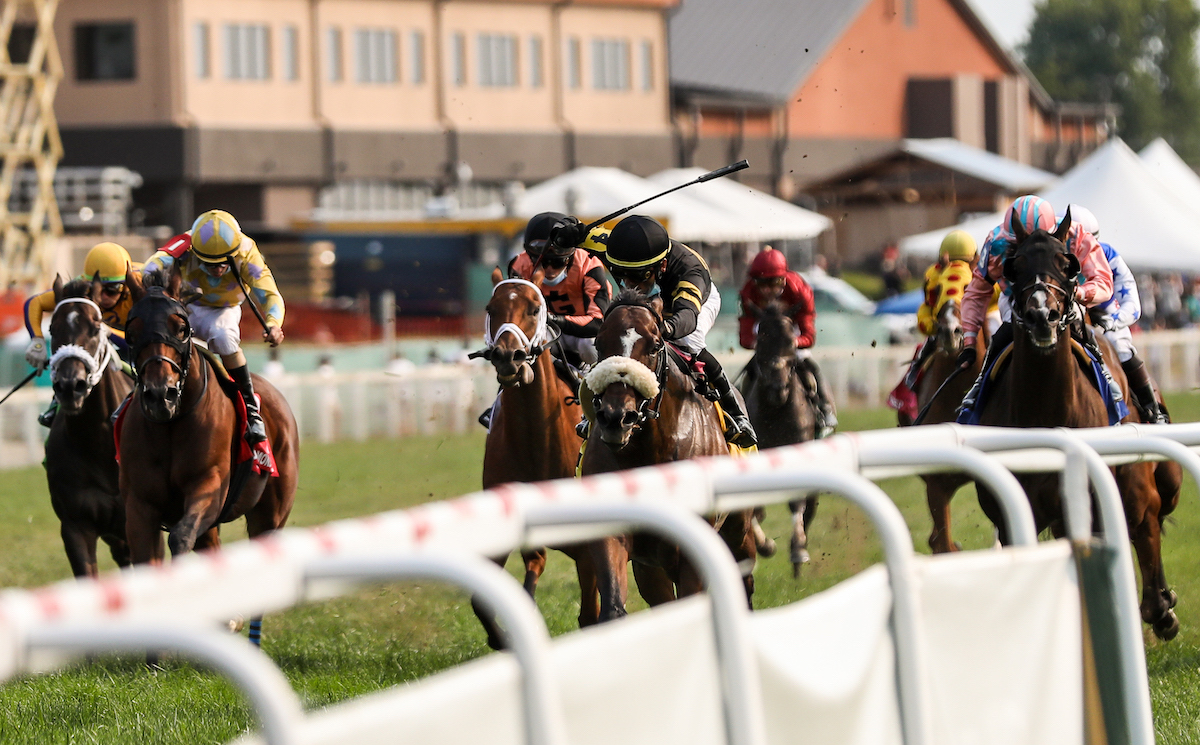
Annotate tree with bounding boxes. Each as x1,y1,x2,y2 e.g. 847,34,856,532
1023,0,1200,162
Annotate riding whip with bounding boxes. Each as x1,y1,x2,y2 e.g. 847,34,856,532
227,256,273,335
911,364,969,426
0,368,40,406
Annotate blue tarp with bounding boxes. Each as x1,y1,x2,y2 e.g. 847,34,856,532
873,289,924,315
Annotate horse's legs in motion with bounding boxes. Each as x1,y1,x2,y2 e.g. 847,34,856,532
521,548,547,595
925,476,962,553
719,510,757,608
750,507,776,557
102,533,132,569
60,522,100,579
633,561,677,606
589,537,630,621
1121,465,1179,640
788,496,817,576
125,499,165,565
568,546,601,628
471,551,513,650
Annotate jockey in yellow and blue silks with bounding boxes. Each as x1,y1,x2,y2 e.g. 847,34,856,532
142,210,284,443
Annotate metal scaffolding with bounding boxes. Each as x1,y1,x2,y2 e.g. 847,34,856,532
0,0,61,289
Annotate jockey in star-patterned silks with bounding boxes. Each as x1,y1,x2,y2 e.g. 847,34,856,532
956,195,1114,417
1060,204,1167,423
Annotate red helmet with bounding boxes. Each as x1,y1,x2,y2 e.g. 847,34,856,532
749,248,788,279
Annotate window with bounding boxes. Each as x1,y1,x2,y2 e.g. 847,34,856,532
354,28,397,83
452,32,466,86
283,25,299,81
224,23,270,80
478,34,517,87
529,36,543,88
592,38,628,91
194,22,210,78
327,27,343,81
567,37,580,89
411,31,425,84
75,22,136,80
640,40,653,91
7,23,35,65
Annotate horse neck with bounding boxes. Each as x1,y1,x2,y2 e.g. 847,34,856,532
626,353,718,463
494,351,573,464
1010,327,1079,426
181,346,218,417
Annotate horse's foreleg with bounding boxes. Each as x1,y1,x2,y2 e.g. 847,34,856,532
570,547,600,627
101,533,132,569
471,552,513,650
521,548,548,596
924,477,959,554
125,499,164,566
60,522,99,579
750,507,776,558
633,561,678,606
193,526,221,552
1123,466,1178,640
787,498,811,576
588,537,629,622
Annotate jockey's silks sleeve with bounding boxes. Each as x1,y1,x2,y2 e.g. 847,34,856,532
23,289,54,338
143,235,285,327
658,241,712,340
916,265,941,337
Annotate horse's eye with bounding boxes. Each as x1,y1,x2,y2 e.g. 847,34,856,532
527,306,539,317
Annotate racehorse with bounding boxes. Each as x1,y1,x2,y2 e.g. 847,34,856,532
741,301,818,577
473,268,597,648
44,275,134,577
976,211,1182,640
120,266,299,640
908,298,987,553
580,289,755,621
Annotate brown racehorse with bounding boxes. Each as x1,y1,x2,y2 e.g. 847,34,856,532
119,266,299,643
741,301,818,577
473,268,597,648
581,289,755,621
907,298,987,553
976,211,1183,640
44,276,135,577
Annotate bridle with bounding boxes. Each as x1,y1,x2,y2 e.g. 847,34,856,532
471,278,560,363
1005,248,1079,334
591,303,672,431
48,297,116,395
127,287,204,416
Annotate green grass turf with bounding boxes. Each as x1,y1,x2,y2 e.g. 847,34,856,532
1,400,1200,742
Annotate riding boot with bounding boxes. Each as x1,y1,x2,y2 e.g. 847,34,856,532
1122,355,1168,424
712,369,758,448
799,355,838,437
958,322,1013,418
228,364,268,444
904,338,934,389
37,399,58,428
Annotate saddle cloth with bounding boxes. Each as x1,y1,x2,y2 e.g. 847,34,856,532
956,337,1128,426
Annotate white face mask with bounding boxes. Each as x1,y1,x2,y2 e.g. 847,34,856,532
542,269,568,286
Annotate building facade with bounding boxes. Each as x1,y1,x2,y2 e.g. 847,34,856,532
49,0,676,231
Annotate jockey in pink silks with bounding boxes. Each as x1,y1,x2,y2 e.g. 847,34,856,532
955,195,1114,417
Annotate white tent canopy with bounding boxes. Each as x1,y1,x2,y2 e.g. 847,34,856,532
499,166,830,244
899,139,1200,272
648,168,832,241
1140,138,1200,213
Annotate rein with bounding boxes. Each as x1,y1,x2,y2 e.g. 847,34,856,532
48,297,116,392
127,288,203,419
1010,274,1077,333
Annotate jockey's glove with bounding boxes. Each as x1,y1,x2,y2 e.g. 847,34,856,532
24,338,46,370
661,317,678,340
955,346,977,369
549,217,588,249
548,313,565,327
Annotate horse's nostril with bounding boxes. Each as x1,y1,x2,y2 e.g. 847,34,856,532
512,350,527,363
620,410,639,427
164,387,181,402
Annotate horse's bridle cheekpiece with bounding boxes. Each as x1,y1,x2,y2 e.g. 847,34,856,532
1004,246,1080,334
127,287,194,402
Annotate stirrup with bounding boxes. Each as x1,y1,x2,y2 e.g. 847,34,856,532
575,418,590,439
478,408,492,430
244,406,267,444
37,407,55,428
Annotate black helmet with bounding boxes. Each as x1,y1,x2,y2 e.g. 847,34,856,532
523,212,575,259
606,215,670,269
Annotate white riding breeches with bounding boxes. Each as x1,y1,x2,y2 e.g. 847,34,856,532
188,304,243,356
1104,326,1136,363
559,334,598,365
674,287,721,355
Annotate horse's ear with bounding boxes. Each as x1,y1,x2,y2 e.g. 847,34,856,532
89,271,103,303
1053,206,1072,243
1065,252,1081,278
530,266,545,287
1002,255,1018,283
649,295,664,320
1010,210,1028,245
126,265,144,302
491,267,503,287
52,274,63,303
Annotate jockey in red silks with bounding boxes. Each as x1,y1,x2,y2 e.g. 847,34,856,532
956,195,1114,417
737,247,837,436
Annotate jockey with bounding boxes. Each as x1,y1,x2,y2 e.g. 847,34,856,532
737,246,837,436
142,210,284,443
508,212,612,366
1061,204,1167,423
957,195,1114,416
25,241,141,427
587,214,757,448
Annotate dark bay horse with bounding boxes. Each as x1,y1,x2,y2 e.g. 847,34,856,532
474,268,597,648
119,267,299,637
977,211,1182,639
741,301,818,576
580,290,755,621
908,298,987,553
44,276,134,577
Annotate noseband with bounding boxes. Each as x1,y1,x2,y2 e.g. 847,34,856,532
1006,251,1078,334
48,297,115,392
590,341,669,431
471,278,560,363
127,287,195,407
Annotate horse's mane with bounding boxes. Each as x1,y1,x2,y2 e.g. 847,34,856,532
756,302,796,357
141,268,169,290
60,278,94,299
605,288,661,320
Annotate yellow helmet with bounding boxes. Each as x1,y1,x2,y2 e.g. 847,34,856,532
190,209,243,263
939,230,976,263
83,242,132,284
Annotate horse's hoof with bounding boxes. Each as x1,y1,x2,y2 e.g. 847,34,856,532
1153,611,1180,641
954,541,965,552
227,616,245,634
791,562,801,580
790,547,810,565
758,537,777,558
1163,589,1179,610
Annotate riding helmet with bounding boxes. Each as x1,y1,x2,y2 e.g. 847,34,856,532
190,209,243,263
939,230,976,263
523,212,575,259
605,215,670,269
748,247,788,279
1056,204,1099,237
83,242,133,283
1004,195,1056,238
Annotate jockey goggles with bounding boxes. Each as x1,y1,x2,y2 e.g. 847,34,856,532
610,264,659,286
